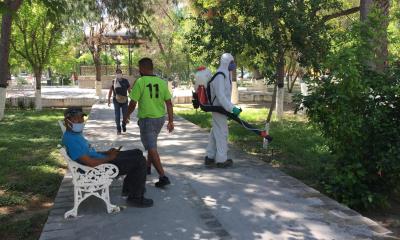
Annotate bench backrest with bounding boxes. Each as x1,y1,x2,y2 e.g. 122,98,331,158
58,120,66,133
59,147,88,177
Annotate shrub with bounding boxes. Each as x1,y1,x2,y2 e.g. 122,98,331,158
297,63,400,209
294,12,400,209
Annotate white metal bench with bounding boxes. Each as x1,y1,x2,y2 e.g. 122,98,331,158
58,119,66,134
58,120,120,218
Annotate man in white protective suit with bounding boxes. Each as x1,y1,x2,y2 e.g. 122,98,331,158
205,53,242,168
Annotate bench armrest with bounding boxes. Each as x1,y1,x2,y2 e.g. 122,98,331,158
59,148,119,185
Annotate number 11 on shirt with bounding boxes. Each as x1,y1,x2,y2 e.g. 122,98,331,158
146,84,159,98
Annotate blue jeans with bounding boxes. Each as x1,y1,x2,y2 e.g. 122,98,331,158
113,98,128,132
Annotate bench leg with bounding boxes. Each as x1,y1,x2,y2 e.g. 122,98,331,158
64,187,81,218
102,187,120,214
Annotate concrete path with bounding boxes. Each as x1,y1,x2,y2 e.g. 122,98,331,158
40,103,395,240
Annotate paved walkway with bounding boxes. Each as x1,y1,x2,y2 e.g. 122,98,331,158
40,103,395,240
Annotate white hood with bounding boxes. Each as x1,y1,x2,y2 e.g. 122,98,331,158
217,53,234,73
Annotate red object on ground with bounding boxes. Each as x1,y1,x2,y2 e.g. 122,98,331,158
197,85,208,105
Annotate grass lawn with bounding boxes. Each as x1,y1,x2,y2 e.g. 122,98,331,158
0,109,66,240
175,104,333,189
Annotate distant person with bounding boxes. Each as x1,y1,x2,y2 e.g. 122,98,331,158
108,69,131,135
62,107,153,207
123,58,174,188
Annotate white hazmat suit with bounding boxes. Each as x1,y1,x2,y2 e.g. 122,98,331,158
206,53,235,163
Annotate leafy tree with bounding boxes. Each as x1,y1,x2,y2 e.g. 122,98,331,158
10,0,64,110
0,0,67,117
66,0,150,96
84,21,108,96
49,41,79,85
140,0,180,78
186,0,344,120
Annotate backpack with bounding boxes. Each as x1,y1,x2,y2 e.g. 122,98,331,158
192,71,225,108
206,72,225,105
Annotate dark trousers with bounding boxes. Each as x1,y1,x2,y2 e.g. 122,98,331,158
113,98,128,132
109,149,146,198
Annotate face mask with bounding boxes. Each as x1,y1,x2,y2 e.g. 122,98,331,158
228,62,236,71
116,74,122,79
67,119,84,133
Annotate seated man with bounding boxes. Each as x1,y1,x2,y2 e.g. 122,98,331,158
62,107,153,208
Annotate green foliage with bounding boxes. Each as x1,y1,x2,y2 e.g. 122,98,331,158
77,52,95,65
10,0,63,81
388,1,400,60
185,0,341,77
297,22,400,208
0,191,27,207
0,212,48,240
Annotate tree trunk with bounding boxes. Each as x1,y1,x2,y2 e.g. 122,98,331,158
0,13,13,121
266,83,277,123
360,0,374,21
289,71,300,93
0,8,12,121
0,12,13,89
93,53,102,97
360,0,390,72
276,51,285,121
375,0,389,72
0,88,6,120
34,69,43,110
0,0,23,120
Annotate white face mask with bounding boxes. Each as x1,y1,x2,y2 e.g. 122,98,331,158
116,74,122,79
67,119,84,133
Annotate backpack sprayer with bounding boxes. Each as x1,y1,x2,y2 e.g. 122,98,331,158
192,67,273,146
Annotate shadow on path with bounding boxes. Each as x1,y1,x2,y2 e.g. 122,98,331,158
40,103,395,240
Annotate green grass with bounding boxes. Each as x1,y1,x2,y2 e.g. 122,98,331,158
0,109,66,240
176,105,333,188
